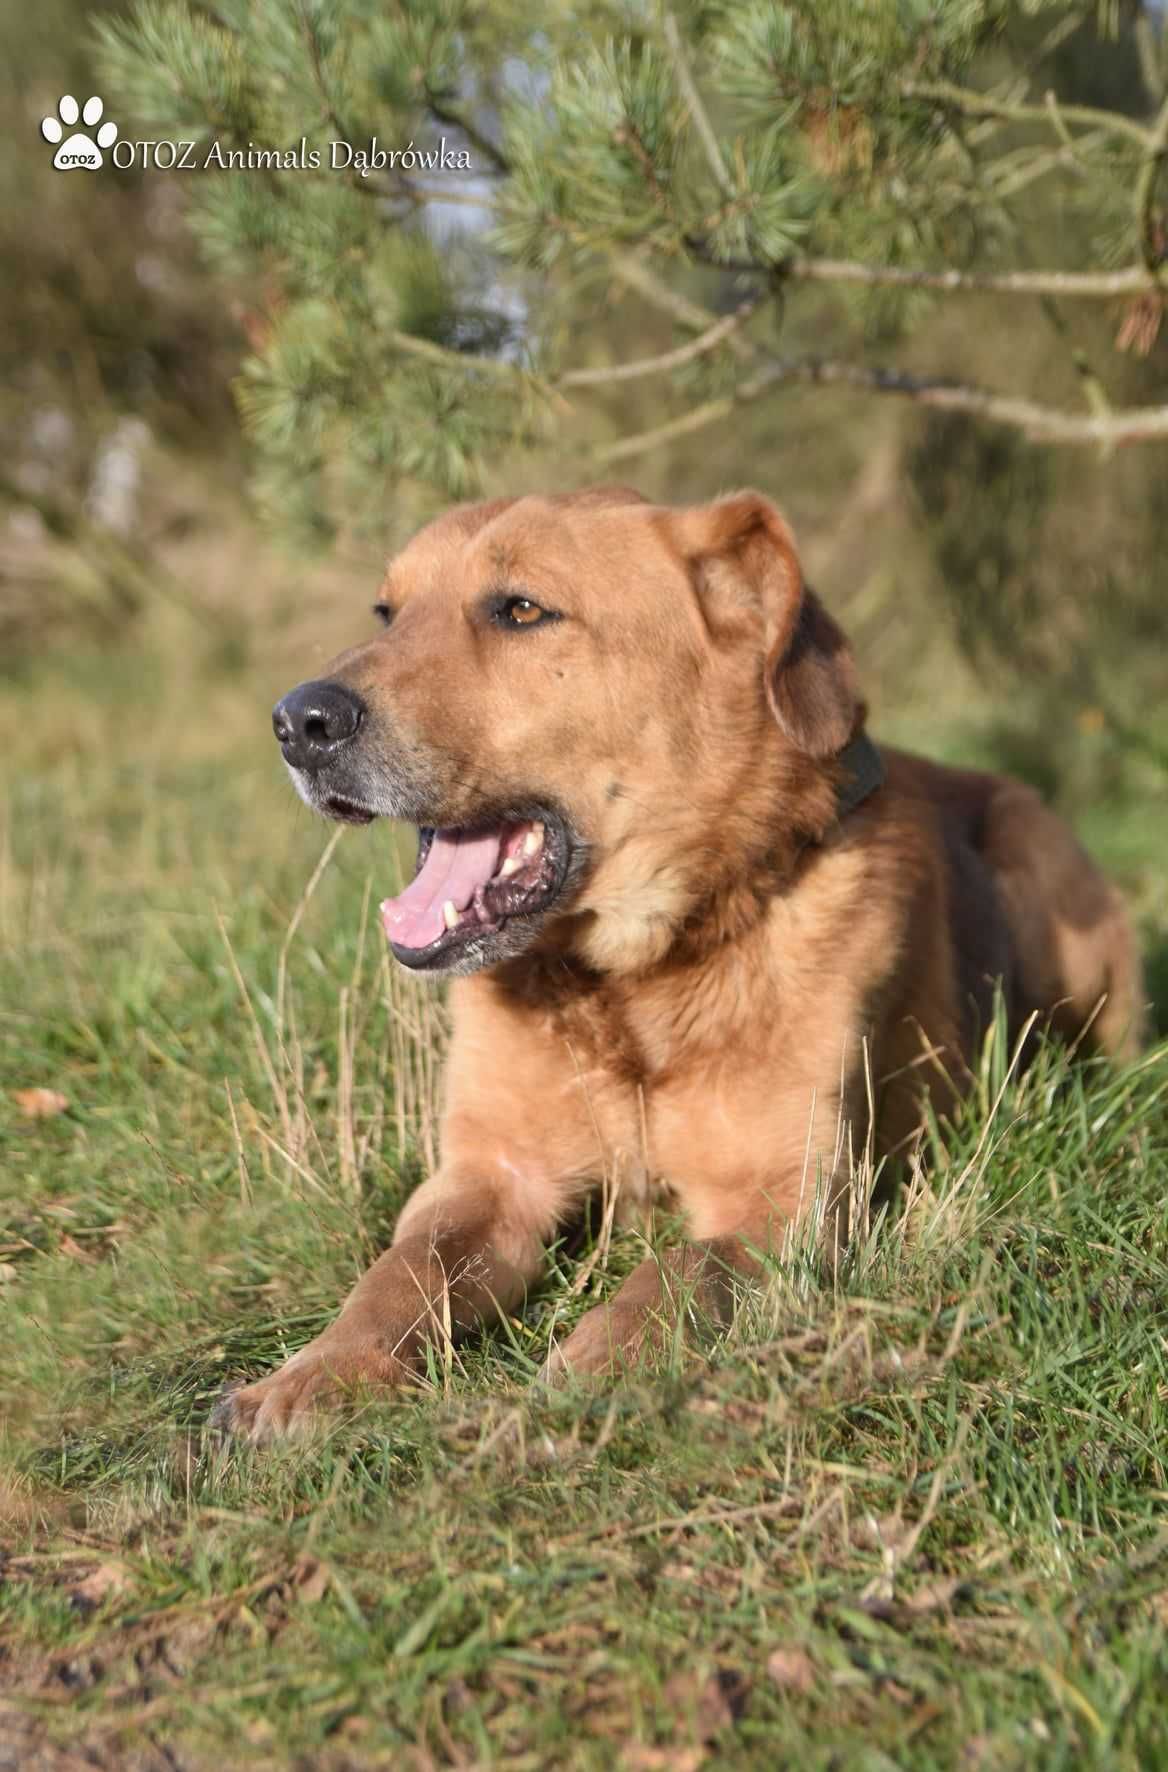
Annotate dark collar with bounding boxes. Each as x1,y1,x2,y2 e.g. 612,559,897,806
834,731,885,821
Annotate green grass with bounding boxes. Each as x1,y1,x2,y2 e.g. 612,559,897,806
2,631,1168,1771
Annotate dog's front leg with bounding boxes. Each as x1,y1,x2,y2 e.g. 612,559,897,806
219,1166,553,1440
543,1234,764,1381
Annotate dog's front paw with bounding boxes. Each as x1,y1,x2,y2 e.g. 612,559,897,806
212,1336,406,1442
541,1300,653,1383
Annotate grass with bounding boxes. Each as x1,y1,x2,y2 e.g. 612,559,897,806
2,618,1168,1771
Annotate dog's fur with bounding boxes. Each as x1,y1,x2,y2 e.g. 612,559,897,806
223,486,1144,1438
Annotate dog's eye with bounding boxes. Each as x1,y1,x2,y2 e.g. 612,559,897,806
372,601,394,628
492,595,558,630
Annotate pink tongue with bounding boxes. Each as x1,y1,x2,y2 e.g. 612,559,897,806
380,827,503,950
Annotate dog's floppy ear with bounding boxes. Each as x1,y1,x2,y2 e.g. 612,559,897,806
669,490,862,758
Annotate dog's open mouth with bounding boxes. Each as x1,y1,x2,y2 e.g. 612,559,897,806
322,794,375,826
380,815,570,971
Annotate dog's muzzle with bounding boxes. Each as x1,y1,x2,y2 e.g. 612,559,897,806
272,679,366,775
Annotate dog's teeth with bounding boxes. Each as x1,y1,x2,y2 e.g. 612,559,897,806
523,822,545,857
443,900,459,931
499,857,521,879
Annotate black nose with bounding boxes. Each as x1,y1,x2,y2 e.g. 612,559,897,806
272,679,365,774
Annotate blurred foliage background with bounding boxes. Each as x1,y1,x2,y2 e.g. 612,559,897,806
0,0,1165,996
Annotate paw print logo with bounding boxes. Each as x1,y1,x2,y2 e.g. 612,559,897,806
40,95,118,171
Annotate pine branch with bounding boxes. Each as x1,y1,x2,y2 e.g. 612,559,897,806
595,357,1168,463
1134,10,1166,106
295,3,418,209
1135,94,1168,268
606,253,757,362
387,329,522,378
661,9,732,199
594,393,742,462
426,94,511,175
587,267,1168,460
902,79,1153,150
682,230,1166,297
777,259,1165,299
385,299,756,399
559,299,757,385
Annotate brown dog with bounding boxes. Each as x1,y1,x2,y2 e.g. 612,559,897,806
222,486,1143,1439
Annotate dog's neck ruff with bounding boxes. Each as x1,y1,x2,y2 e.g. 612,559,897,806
833,732,885,823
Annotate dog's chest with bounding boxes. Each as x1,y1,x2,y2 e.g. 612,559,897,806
541,952,856,1236
548,975,766,1190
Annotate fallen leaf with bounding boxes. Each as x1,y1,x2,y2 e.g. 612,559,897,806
290,1554,331,1604
960,1736,994,1768
766,1647,816,1694
72,1563,130,1612
15,1088,69,1120
903,1576,968,1615
662,1667,749,1741
335,1715,371,1740
853,1511,909,1553
849,1576,971,1629
622,1751,704,1772
58,1234,96,1264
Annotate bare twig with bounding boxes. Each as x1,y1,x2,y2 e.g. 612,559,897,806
902,78,1152,149
387,292,1168,449
590,246,1168,454
559,299,757,386
662,9,733,198
1135,11,1166,105
1135,94,1168,268
387,328,520,377
778,257,1163,300
425,93,510,175
684,223,1167,294
595,352,1168,464
386,325,571,413
376,195,1168,448
608,251,757,361
986,130,1109,201
594,389,740,462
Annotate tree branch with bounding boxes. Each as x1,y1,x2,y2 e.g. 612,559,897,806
777,257,1164,299
1135,94,1168,269
662,9,733,198
607,252,757,362
594,392,740,462
387,250,1168,453
683,227,1166,296
902,78,1152,149
774,363,1168,443
387,329,523,377
425,94,511,176
1135,10,1166,106
584,288,1168,464
559,300,757,386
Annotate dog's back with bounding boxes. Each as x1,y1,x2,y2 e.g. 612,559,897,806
884,747,1145,1064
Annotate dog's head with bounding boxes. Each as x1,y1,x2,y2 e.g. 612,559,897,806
273,487,865,977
